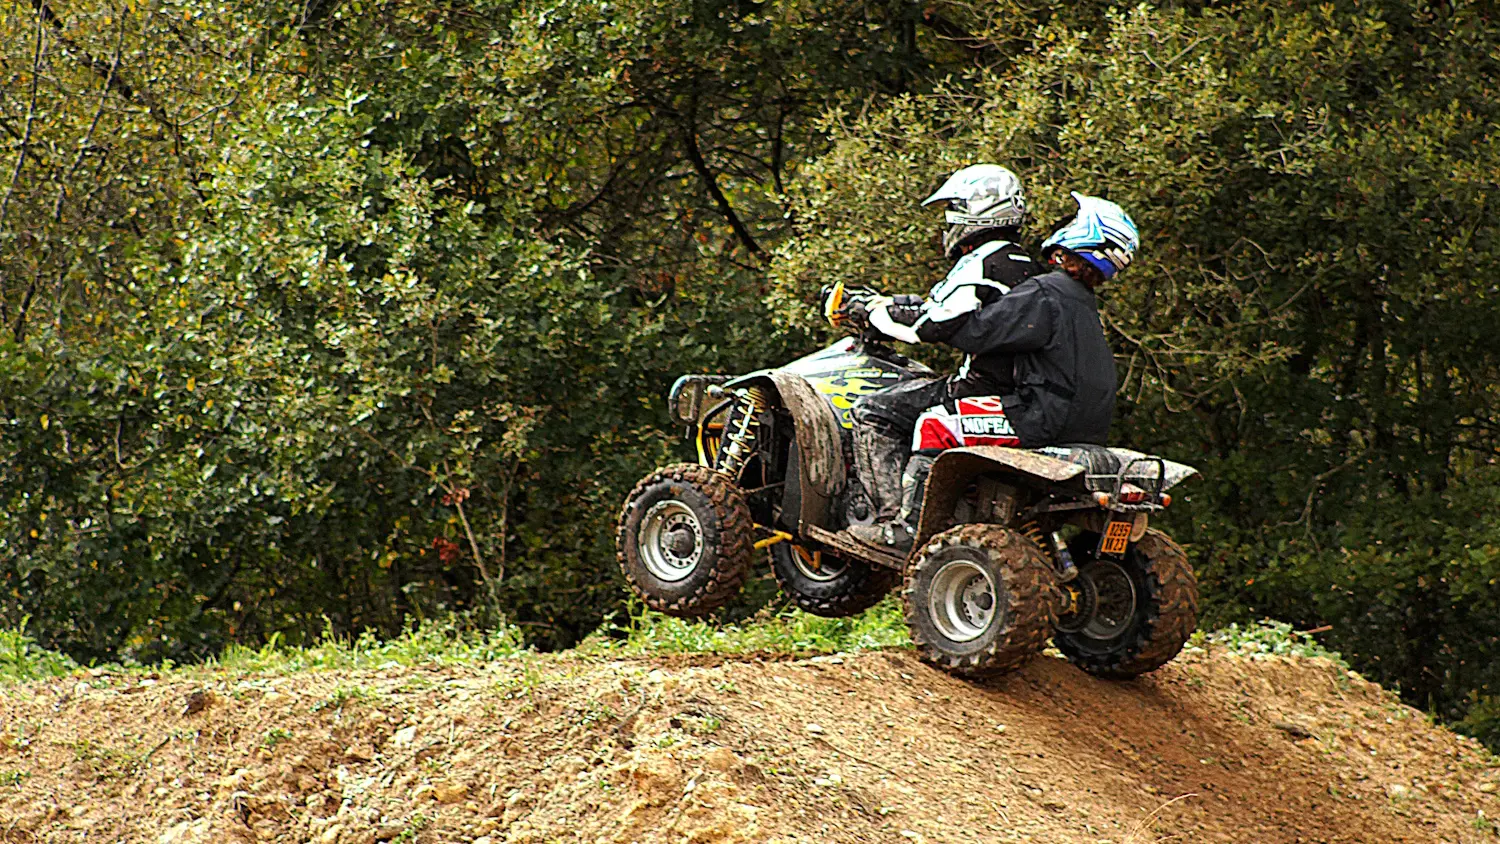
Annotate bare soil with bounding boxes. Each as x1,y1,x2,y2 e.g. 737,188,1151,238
2,645,1497,843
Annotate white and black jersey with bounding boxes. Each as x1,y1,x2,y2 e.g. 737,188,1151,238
869,237,1042,397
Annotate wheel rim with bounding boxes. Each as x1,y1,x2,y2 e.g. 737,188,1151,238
639,500,704,582
928,558,999,643
1079,560,1137,640
788,546,849,583
1054,576,1099,635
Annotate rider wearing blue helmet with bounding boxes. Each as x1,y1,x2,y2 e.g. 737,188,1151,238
847,191,1140,551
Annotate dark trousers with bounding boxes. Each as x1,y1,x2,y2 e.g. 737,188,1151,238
850,376,950,445
849,377,949,521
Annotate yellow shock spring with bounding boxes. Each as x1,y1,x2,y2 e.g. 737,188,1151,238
695,429,722,467
715,386,768,479
1020,521,1047,549
1026,520,1080,614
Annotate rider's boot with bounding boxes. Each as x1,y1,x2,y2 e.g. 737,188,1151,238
848,454,932,553
851,422,906,525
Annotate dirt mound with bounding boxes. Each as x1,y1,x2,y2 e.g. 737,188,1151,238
1,644,1496,843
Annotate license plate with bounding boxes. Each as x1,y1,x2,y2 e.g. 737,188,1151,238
1101,520,1133,555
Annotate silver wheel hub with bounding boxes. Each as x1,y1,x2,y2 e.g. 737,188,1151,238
639,500,703,582
928,559,999,643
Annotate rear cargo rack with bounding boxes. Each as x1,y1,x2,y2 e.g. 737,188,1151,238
1087,455,1168,512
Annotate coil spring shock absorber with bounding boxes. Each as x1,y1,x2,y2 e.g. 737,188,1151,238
1022,521,1078,582
1025,520,1086,624
715,386,768,480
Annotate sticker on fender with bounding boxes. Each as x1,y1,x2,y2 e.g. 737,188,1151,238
1101,520,1133,556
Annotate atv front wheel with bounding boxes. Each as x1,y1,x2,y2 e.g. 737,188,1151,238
1053,528,1199,679
903,525,1058,679
770,543,898,618
617,463,753,617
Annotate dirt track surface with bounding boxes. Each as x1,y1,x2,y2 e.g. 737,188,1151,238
2,646,1497,843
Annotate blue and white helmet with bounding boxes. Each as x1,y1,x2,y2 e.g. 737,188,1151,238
922,164,1027,260
1041,192,1139,279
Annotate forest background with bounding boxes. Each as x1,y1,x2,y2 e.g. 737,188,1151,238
3,0,1500,744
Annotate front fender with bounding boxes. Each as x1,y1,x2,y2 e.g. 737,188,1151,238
726,370,846,531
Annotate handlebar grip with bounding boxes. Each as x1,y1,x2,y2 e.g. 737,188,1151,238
823,281,848,328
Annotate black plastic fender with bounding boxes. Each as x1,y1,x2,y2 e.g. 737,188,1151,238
725,370,846,532
909,445,1199,554
911,447,1089,553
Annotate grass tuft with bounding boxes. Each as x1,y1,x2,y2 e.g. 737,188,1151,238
207,616,527,675
0,623,80,683
1193,620,1349,668
579,596,911,657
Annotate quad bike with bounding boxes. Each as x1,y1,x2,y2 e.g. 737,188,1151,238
616,286,1200,680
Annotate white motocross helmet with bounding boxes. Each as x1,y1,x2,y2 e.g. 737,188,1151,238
922,164,1027,260
1041,191,1140,279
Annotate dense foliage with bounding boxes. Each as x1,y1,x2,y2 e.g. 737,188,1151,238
4,0,1500,740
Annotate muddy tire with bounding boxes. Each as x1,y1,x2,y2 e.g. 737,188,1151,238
770,544,899,618
617,463,753,617
902,525,1058,679
1054,528,1199,679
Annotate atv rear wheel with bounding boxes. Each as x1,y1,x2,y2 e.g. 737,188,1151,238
770,543,899,618
903,525,1058,679
617,463,753,617
1054,528,1199,679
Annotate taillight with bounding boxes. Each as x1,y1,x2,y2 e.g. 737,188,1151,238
1120,483,1147,504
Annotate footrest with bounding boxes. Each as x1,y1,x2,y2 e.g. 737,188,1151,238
804,524,907,571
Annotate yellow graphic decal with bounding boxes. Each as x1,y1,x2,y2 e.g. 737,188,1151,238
805,374,902,428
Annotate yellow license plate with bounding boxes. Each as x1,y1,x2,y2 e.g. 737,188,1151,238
1101,520,1133,555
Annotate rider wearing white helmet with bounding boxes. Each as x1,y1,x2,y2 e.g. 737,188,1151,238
842,164,1043,549
846,190,1140,551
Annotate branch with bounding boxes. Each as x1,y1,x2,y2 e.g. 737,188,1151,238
30,0,205,199
52,5,123,227
918,8,994,55
680,120,762,257
2,7,47,336
0,5,45,242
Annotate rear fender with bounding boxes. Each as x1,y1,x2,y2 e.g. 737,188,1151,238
1106,448,1198,492
912,447,1087,551
911,445,1198,551
725,371,846,531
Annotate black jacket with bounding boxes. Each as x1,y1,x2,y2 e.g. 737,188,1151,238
946,270,1116,447
912,240,1042,396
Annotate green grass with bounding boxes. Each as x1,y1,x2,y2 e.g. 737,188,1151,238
391,813,430,844
0,616,527,686
0,623,79,683
67,738,146,780
206,616,527,675
261,727,293,751
2,604,1367,691
311,684,375,713
1455,694,1500,750
578,596,911,657
1193,620,1349,668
